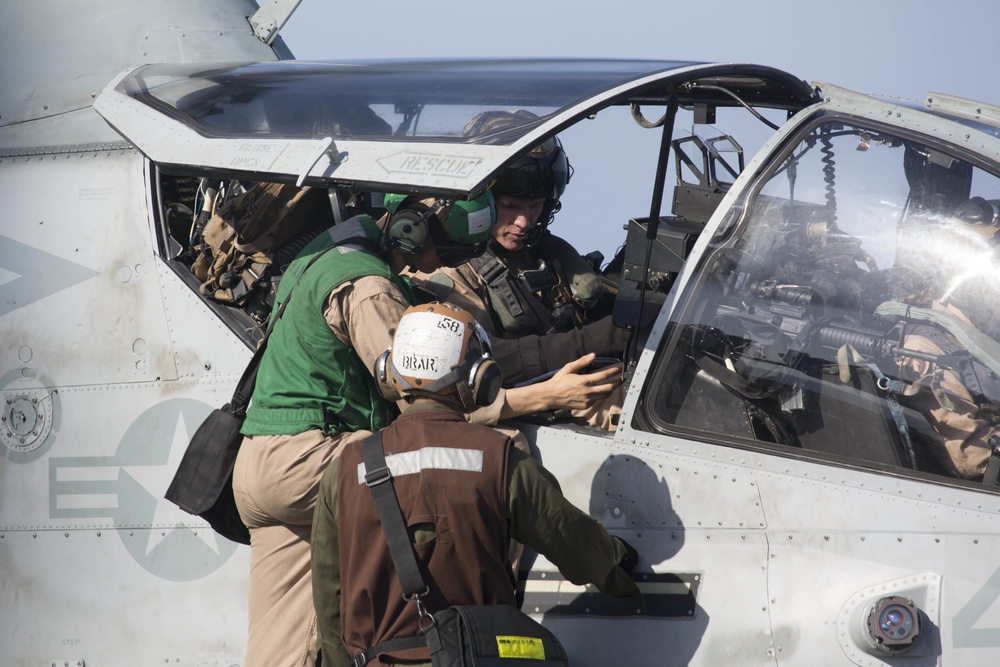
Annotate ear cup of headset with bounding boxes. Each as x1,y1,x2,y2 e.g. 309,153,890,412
373,349,394,400
387,209,429,253
466,357,502,408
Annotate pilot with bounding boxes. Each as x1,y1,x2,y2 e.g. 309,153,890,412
889,192,1000,481
232,193,622,667
408,110,629,430
311,303,642,667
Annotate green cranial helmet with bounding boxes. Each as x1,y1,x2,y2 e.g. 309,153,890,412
382,191,496,267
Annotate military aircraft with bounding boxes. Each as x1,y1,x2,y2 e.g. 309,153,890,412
4,1,1000,666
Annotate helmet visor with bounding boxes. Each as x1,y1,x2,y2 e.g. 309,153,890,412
493,138,569,200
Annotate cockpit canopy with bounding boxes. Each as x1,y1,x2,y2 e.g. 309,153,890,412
97,58,815,195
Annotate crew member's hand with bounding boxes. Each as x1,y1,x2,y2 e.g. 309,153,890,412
499,353,624,420
541,353,622,412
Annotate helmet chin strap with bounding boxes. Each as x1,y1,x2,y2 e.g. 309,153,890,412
524,199,560,247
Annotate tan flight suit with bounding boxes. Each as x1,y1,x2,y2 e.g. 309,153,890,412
894,303,995,480
233,274,409,667
409,261,628,430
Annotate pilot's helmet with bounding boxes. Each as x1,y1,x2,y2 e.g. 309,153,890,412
495,137,571,202
891,195,1000,338
954,196,1000,246
463,109,572,233
375,303,502,412
382,192,496,267
897,195,1000,284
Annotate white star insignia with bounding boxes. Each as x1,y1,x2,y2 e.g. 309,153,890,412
120,412,224,555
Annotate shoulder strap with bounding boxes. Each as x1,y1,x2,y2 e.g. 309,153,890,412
470,251,556,335
362,432,427,595
352,431,431,667
229,234,380,414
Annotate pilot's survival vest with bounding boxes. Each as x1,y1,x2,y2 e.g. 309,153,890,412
471,233,604,337
192,183,333,310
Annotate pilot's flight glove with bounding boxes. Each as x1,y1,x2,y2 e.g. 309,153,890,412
614,536,639,572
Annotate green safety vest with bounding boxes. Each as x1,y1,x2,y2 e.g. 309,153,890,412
242,217,414,436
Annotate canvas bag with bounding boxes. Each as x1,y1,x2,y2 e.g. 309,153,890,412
424,605,569,667
165,369,258,544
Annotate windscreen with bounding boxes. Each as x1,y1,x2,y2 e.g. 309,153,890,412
646,115,1000,485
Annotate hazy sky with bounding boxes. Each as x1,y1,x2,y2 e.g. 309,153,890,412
276,0,1000,256
280,0,999,103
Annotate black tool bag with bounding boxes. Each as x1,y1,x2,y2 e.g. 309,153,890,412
166,239,369,545
425,604,568,667
353,433,570,667
165,355,260,545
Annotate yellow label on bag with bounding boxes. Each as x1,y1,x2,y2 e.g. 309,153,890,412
496,636,546,659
